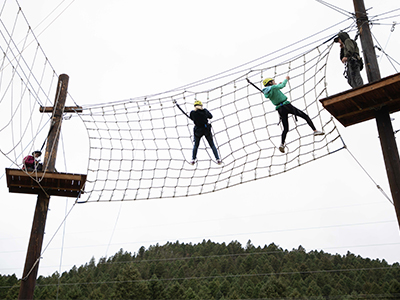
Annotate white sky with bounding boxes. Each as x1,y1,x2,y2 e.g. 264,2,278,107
1,0,400,278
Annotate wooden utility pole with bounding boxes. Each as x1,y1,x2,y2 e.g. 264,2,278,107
18,74,69,300
353,0,400,228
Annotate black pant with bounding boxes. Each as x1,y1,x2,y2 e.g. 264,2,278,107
277,103,316,144
347,58,363,88
192,132,219,160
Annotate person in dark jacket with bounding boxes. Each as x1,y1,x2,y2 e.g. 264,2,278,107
189,100,221,165
334,31,364,88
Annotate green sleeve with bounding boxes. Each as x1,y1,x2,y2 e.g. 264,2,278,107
273,79,288,90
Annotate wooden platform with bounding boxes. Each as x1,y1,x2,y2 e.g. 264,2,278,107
5,168,87,198
320,73,400,127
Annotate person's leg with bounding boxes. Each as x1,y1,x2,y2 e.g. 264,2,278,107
346,64,353,88
278,106,289,145
287,104,317,131
347,59,363,88
192,135,201,160
205,134,220,160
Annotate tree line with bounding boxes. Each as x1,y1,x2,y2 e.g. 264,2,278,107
1,240,400,299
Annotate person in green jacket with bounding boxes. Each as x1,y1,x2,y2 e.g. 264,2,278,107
334,31,364,88
262,76,324,153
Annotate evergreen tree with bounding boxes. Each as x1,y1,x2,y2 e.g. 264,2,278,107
389,279,400,298
0,274,18,300
165,282,185,299
148,274,165,299
113,264,149,300
88,287,104,299
2,241,399,299
184,287,198,299
208,278,221,299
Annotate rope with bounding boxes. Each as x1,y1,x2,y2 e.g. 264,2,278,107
0,0,61,175
315,0,355,18
79,41,345,202
345,146,394,206
371,31,399,73
105,202,124,258
56,131,69,300
82,18,353,110
21,192,80,281
25,265,400,289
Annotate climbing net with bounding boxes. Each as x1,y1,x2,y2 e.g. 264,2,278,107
0,1,346,202
0,1,59,168
80,43,344,202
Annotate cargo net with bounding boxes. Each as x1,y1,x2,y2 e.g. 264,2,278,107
81,43,344,202
0,1,61,170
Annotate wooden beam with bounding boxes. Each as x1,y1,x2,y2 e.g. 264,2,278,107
353,0,400,230
319,73,400,127
6,168,84,180
5,168,86,198
40,106,83,113
19,74,69,300
321,73,400,106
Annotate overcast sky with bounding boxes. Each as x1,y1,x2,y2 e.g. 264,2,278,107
1,0,400,279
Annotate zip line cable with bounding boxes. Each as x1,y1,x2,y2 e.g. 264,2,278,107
371,31,399,73
54,241,399,267
2,0,80,108
373,7,400,18
0,19,47,107
105,202,124,259
4,219,393,257
14,265,400,290
0,203,395,250
82,17,354,109
315,0,354,18
21,193,80,281
345,146,394,205
25,0,76,41
56,131,70,300
1,240,399,273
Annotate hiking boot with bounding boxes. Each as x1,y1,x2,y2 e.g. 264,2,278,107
190,160,195,165
217,159,222,165
279,144,285,153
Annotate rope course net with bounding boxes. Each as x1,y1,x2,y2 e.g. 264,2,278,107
80,42,345,202
0,1,347,202
0,1,59,169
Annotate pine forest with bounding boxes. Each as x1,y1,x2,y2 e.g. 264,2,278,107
1,240,400,299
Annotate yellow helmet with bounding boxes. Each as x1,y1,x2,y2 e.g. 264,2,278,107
194,100,203,106
263,78,274,86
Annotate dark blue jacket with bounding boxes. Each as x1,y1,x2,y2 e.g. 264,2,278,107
190,108,213,137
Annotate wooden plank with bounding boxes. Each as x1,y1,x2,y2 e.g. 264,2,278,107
6,169,84,180
8,187,82,197
39,106,83,113
320,73,400,127
321,73,400,106
5,168,86,197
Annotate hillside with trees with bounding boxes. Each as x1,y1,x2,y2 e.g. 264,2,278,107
1,240,399,299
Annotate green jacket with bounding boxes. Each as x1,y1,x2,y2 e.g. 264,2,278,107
338,32,361,60
262,79,291,109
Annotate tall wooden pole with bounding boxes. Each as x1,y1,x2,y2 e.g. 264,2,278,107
353,0,400,228
18,74,69,300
